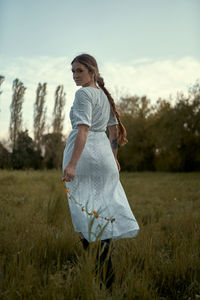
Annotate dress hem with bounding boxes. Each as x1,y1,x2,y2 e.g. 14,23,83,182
77,228,140,242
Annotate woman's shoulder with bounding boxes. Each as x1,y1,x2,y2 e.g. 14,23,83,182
75,87,91,97
75,86,101,101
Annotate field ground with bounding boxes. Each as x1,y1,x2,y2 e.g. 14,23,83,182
0,170,200,299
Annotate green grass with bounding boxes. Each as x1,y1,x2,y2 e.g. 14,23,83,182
0,170,200,299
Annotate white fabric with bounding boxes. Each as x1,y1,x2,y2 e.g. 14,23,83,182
62,86,139,242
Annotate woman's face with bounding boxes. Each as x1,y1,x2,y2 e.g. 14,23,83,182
71,62,94,87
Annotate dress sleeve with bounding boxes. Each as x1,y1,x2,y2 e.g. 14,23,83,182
73,89,92,127
107,107,118,126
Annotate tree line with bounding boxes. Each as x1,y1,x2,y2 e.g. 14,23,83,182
0,76,66,170
0,75,200,172
118,80,200,172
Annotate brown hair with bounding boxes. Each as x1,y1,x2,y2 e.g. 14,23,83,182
71,53,128,146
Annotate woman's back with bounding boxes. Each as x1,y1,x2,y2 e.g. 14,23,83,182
70,86,117,132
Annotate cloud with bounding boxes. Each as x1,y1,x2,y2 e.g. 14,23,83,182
0,55,199,140
102,56,200,102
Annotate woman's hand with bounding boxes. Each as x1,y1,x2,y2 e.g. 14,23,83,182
62,125,89,182
63,163,76,182
115,158,121,172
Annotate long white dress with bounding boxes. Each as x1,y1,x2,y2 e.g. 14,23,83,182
62,86,139,242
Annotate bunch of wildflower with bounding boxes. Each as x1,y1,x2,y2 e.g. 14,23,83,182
62,179,115,223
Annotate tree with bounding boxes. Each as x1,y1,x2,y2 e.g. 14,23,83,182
151,82,200,171
117,95,155,171
11,130,38,169
0,142,11,169
0,75,4,96
150,98,179,171
33,83,47,152
52,85,66,134
42,132,65,169
40,85,66,169
0,75,5,113
174,86,200,171
117,95,152,119
9,79,26,151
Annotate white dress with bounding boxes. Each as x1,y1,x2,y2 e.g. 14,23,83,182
62,86,139,242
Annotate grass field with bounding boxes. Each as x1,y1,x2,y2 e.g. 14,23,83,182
0,170,200,299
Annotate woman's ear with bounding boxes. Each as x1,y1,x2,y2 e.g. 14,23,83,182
89,71,95,81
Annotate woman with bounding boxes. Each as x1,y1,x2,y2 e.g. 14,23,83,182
62,53,139,287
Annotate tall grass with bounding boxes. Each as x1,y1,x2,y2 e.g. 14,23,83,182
0,170,199,299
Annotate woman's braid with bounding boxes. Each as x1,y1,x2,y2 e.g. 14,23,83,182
97,74,128,146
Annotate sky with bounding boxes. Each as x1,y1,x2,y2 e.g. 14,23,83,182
0,0,199,141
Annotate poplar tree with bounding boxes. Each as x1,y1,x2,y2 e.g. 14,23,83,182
52,85,66,134
0,75,4,96
42,85,66,169
9,79,26,151
33,83,47,152
0,76,5,113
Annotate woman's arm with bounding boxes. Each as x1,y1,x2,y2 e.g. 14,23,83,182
108,125,118,158
108,124,120,171
63,124,89,181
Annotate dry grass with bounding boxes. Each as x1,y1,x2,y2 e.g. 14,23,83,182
0,170,200,299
